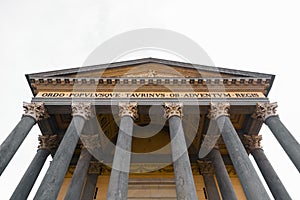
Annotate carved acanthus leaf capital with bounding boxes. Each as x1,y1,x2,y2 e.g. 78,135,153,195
243,134,262,151
71,102,93,120
164,102,183,119
88,161,102,174
23,102,48,121
255,102,278,121
208,102,230,120
197,160,215,174
80,134,101,150
118,102,138,120
38,135,59,151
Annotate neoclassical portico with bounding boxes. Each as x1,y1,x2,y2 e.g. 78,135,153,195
0,58,299,199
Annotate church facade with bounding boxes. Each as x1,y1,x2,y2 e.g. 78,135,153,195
0,58,299,199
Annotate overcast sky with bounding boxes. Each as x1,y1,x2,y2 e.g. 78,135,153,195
0,1,299,199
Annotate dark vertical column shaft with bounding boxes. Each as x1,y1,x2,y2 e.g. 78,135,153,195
10,135,58,200
80,161,102,200
0,102,47,175
244,135,292,200
256,102,300,172
34,102,93,200
265,116,300,171
65,147,92,200
198,161,221,200
202,174,220,200
81,174,99,200
209,148,237,200
210,102,270,200
106,102,138,200
164,103,198,200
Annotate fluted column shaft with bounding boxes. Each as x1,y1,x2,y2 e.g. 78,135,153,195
0,102,47,175
164,103,198,200
198,161,220,200
106,102,138,200
244,135,292,200
10,135,58,200
34,102,93,200
210,102,270,200
209,148,237,200
256,102,300,172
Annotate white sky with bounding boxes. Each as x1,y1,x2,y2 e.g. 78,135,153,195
0,1,299,199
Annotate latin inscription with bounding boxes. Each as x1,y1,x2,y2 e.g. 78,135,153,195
37,92,265,99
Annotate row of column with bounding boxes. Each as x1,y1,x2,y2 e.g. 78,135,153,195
107,102,197,199
198,135,292,200
0,101,299,199
198,102,298,200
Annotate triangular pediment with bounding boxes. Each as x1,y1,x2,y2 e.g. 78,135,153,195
26,57,274,79
26,58,275,96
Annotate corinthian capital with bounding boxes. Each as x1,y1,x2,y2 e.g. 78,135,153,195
255,102,278,121
164,102,183,119
71,102,93,120
197,160,214,174
23,102,48,121
118,102,138,120
88,161,102,174
80,134,101,150
208,102,230,120
243,134,262,152
38,134,59,151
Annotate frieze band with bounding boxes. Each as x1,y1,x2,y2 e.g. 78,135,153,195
36,91,265,99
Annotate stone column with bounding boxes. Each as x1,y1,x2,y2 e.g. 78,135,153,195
0,102,47,175
244,135,292,200
106,102,138,200
34,102,93,200
208,147,237,200
164,103,198,200
81,161,102,200
10,134,58,200
209,102,270,200
255,102,300,172
198,160,221,200
64,146,92,200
